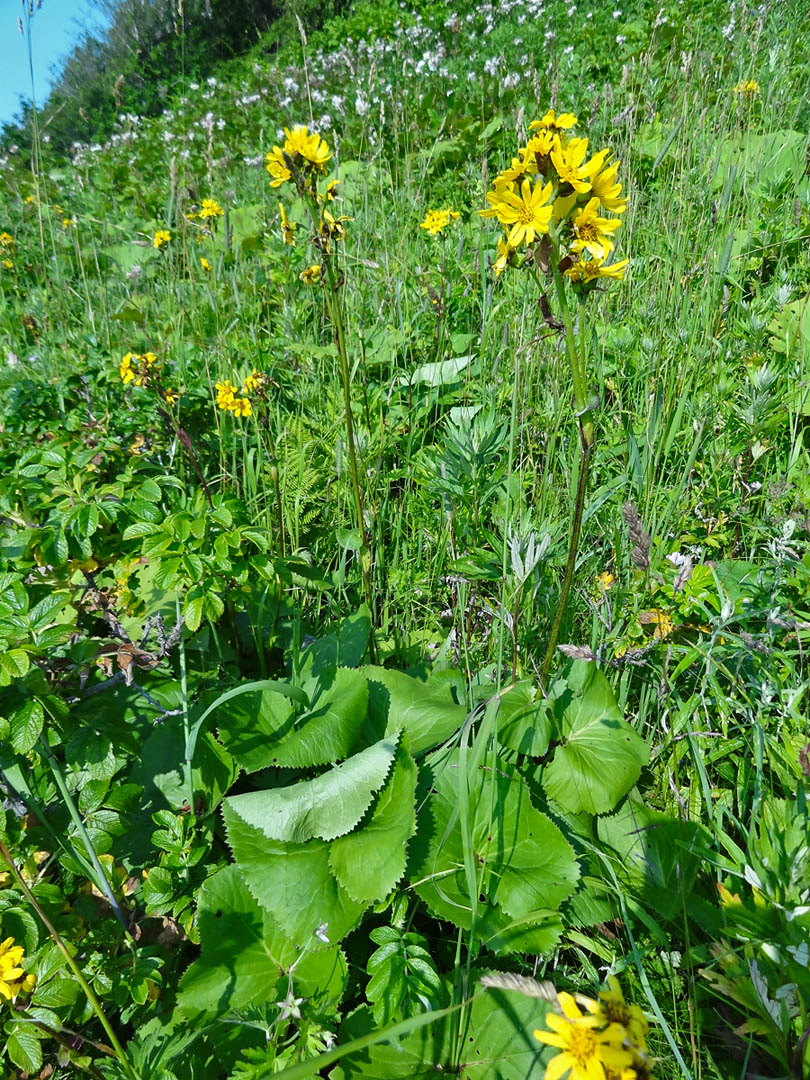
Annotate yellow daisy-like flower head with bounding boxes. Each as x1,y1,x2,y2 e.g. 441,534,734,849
0,936,35,1002
493,235,519,276
231,396,253,418
419,209,460,236
550,136,602,194
570,198,622,260
565,254,629,284
530,109,578,131
588,977,650,1051
279,202,298,246
216,379,238,411
0,232,14,249
119,353,136,384
242,369,261,394
265,146,292,187
164,388,180,406
153,229,171,249
300,264,322,285
534,993,634,1080
284,125,332,171
199,198,224,220
733,78,760,95
590,155,629,214
480,177,553,248
200,257,212,271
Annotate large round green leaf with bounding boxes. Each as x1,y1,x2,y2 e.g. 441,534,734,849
178,866,347,1015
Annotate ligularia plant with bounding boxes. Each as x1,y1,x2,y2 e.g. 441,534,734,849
479,108,629,682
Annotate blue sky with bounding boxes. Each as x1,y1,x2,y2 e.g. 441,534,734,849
0,0,109,127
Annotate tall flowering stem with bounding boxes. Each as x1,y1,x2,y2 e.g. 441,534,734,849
0,840,141,1080
267,126,377,659
478,109,628,687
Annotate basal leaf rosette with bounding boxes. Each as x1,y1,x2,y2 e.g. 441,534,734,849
479,108,629,288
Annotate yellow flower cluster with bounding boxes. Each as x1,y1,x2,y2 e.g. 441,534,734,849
420,209,460,236
153,229,171,249
0,936,36,1003
266,125,332,188
199,198,224,220
0,231,13,269
119,351,158,387
480,108,628,284
733,79,760,95
216,369,266,418
534,979,653,1080
300,264,321,285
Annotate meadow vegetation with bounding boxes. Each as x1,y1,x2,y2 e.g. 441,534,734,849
1,0,810,1076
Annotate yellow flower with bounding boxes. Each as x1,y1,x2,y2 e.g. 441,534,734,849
216,380,238,410
1,259,13,270
534,993,634,1080
522,129,555,162
419,209,460,236
130,433,146,455
231,396,253,418
279,202,298,245
284,125,332,170
24,195,35,204
0,232,14,249
530,109,578,131
550,136,602,193
565,254,629,283
494,153,540,188
480,177,554,247
120,353,136,384
164,388,180,406
62,216,77,229
186,210,199,221
733,78,760,95
0,936,36,1002
300,264,322,285
153,229,171,249
324,179,339,201
200,257,212,271
199,198,224,219
585,978,649,1052
570,198,622,260
493,235,518,275
590,155,629,214
242,369,261,393
265,147,292,187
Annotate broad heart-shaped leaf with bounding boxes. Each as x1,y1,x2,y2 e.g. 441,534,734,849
178,865,347,1015
129,726,237,816
270,668,369,769
496,681,553,757
542,663,649,815
330,739,418,903
360,666,467,756
223,734,398,844
410,751,579,948
223,817,365,946
298,606,372,687
331,985,553,1080
215,687,295,773
216,669,368,772
597,796,708,920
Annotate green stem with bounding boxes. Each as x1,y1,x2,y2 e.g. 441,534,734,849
322,249,378,662
40,743,131,937
177,596,195,822
540,263,596,686
0,841,141,1080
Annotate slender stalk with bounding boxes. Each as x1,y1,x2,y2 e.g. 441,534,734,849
177,596,196,822
322,257,377,646
40,743,131,937
0,841,141,1080
540,262,596,686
